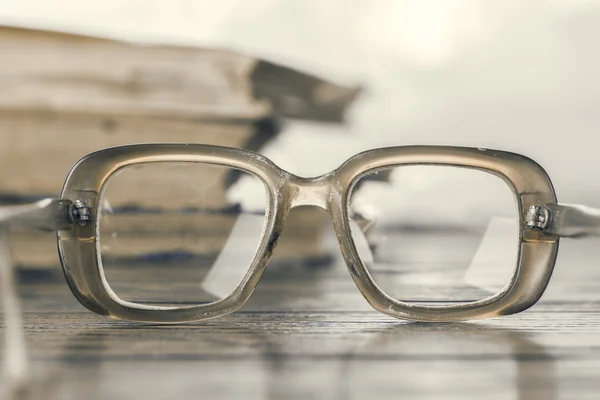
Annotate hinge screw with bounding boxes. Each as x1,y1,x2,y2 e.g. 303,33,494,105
525,205,550,231
69,200,91,226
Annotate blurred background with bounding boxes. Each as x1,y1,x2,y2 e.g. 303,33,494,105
1,0,599,203
2,3,600,399
2,4,599,399
1,0,599,299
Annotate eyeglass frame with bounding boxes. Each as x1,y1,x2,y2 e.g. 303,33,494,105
44,143,565,324
12,143,600,325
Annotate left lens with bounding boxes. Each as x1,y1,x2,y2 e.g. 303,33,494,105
349,165,520,305
98,162,269,306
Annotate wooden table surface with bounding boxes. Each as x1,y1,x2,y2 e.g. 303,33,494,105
3,231,600,400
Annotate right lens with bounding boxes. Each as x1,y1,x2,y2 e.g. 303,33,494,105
349,165,520,305
98,162,269,306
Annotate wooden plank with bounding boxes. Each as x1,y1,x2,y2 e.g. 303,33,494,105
2,233,600,399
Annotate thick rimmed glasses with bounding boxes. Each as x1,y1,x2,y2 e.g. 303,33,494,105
2,144,598,326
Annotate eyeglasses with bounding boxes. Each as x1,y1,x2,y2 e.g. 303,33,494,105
1,144,595,327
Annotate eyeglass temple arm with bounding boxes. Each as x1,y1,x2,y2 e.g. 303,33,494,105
0,198,74,394
526,203,600,238
0,198,75,231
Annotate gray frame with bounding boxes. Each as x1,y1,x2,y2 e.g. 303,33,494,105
57,144,559,323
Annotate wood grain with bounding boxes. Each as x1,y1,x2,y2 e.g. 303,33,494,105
2,233,600,399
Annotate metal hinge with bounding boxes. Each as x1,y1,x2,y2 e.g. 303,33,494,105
68,200,91,226
525,205,551,231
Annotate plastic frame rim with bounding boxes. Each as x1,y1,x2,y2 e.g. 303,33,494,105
58,144,559,323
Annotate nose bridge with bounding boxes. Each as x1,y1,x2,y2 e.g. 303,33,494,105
288,173,334,210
